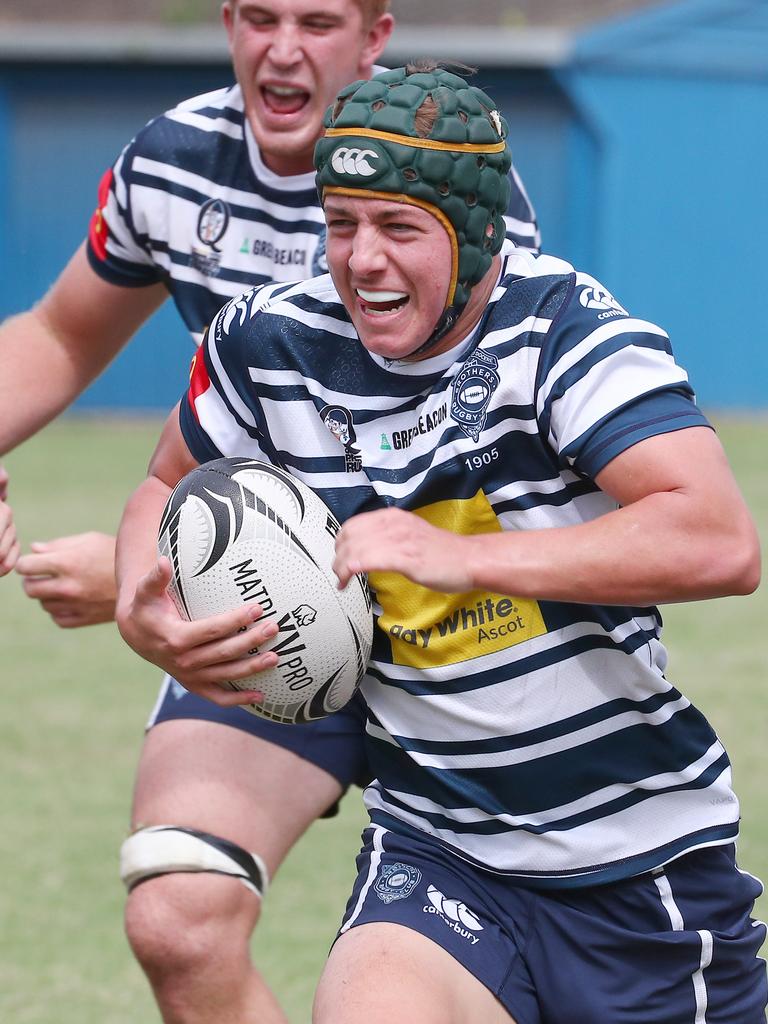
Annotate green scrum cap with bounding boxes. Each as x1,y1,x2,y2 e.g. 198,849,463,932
314,66,512,345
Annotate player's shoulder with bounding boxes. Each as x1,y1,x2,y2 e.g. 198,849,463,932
126,84,244,160
488,242,577,329
494,243,647,333
169,84,243,118
212,274,353,347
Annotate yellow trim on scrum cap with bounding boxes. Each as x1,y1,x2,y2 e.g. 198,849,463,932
324,126,507,155
323,186,460,308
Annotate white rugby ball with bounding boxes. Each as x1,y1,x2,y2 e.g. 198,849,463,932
157,457,373,724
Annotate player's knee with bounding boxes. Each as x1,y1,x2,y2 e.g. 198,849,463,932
126,872,259,981
121,825,268,980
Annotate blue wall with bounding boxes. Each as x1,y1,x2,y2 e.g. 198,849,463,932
0,63,227,411
560,0,768,409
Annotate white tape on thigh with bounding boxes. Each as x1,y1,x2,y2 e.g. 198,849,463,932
120,825,269,898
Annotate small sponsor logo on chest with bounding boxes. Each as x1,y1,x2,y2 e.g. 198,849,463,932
250,238,308,267
389,403,448,450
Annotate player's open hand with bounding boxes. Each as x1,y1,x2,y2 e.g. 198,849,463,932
333,507,475,593
0,465,20,576
116,556,279,707
15,531,120,627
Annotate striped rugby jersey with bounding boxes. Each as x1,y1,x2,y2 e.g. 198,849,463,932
86,83,540,347
179,239,738,888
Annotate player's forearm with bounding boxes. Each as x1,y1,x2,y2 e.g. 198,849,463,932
115,476,171,614
465,492,761,606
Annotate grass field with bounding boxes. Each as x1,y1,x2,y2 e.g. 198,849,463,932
1,414,766,1023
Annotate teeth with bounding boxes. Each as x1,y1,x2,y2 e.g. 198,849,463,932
357,289,408,302
266,85,304,96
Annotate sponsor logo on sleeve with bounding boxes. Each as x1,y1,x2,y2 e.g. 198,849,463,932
579,286,628,319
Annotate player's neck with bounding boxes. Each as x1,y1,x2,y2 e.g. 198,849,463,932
260,147,316,177
408,256,502,362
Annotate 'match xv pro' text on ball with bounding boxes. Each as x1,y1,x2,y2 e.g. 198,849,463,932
157,457,373,724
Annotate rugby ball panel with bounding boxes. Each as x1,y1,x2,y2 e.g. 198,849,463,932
158,458,373,724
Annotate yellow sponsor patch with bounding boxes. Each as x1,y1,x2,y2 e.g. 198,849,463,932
370,491,547,669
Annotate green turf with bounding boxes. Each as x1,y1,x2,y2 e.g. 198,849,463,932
1,414,765,1022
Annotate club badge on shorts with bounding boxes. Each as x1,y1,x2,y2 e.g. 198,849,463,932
374,862,422,904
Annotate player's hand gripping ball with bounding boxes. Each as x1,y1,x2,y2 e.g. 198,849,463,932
157,457,373,724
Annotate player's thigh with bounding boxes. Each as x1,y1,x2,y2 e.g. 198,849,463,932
314,923,516,1024
131,717,345,874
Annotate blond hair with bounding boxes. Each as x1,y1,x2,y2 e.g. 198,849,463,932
229,0,390,23
357,0,391,20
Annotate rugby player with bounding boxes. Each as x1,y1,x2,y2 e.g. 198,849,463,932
116,64,765,1024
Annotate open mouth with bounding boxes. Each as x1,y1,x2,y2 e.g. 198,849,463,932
261,84,310,116
357,288,409,317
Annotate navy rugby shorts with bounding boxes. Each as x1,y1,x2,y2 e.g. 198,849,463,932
147,675,371,808
338,825,767,1023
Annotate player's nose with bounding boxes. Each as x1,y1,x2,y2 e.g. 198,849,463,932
348,227,388,277
267,22,303,67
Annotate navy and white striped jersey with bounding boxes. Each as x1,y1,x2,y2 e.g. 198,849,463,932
86,83,540,347
179,240,736,889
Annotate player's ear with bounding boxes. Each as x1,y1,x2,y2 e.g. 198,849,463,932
358,12,394,73
221,1,235,47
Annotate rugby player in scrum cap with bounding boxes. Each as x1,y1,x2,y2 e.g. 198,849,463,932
115,64,765,1023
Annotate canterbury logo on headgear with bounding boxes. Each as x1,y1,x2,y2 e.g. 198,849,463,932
330,147,379,176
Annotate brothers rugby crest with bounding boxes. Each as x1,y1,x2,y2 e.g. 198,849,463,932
450,349,500,442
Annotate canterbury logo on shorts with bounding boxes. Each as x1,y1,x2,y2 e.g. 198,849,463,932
330,147,379,176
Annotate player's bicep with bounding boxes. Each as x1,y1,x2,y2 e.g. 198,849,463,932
147,404,198,489
595,425,732,509
38,242,167,368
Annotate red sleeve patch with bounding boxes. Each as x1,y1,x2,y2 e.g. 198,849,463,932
188,349,211,422
88,168,114,262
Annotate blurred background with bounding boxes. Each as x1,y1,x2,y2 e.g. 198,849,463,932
1,2,766,1022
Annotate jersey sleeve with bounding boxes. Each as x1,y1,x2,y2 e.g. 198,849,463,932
504,160,541,254
535,273,710,479
179,292,273,465
85,129,167,288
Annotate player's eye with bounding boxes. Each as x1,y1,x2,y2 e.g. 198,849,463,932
304,18,339,31
243,8,275,27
